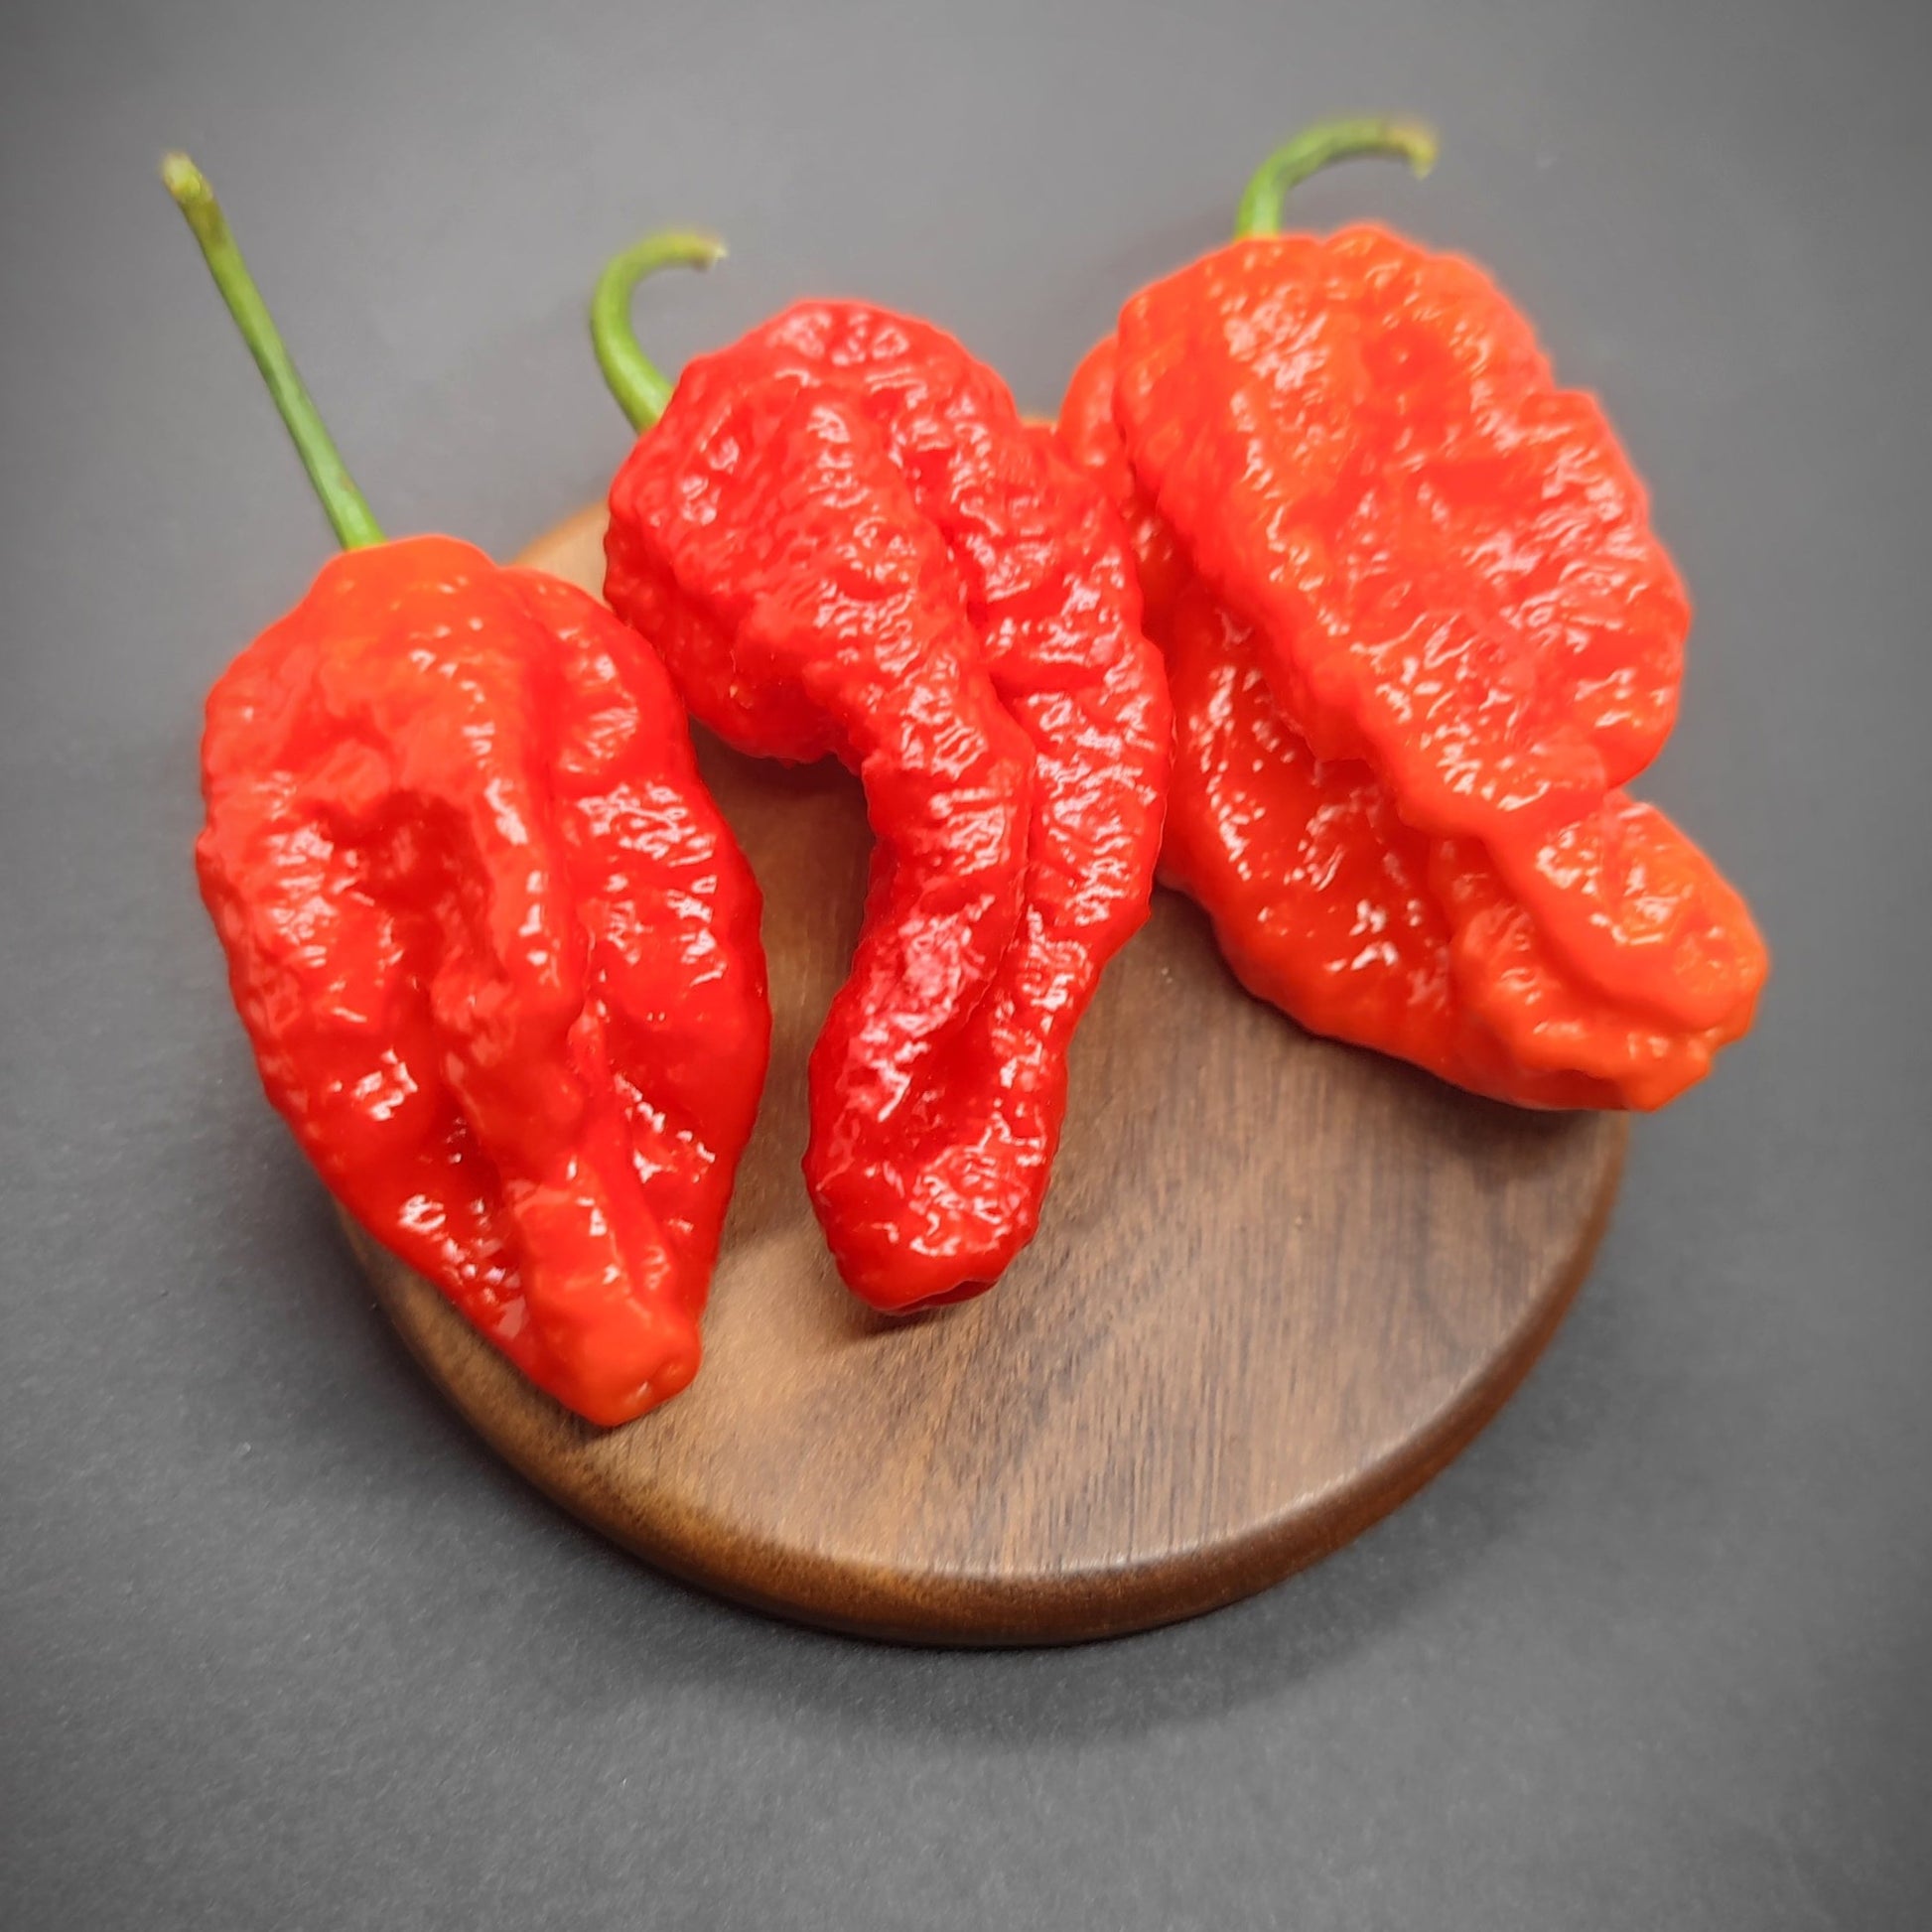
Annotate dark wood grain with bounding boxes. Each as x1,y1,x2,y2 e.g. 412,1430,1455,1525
349,504,1628,1646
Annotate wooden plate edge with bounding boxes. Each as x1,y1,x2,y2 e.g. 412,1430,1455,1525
350,1114,1626,1647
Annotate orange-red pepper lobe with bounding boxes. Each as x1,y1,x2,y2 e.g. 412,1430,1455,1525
1157,586,1721,1111
606,303,1169,1308
198,536,769,1425
1058,278,1766,1112
1112,228,1689,838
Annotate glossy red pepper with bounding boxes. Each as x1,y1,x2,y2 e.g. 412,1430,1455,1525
170,159,769,1424
593,244,1170,1308
1161,587,1753,1110
1058,121,1765,1108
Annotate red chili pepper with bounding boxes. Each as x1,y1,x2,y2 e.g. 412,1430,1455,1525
169,160,769,1425
593,246,1170,1309
1161,587,1751,1110
1058,122,1765,1108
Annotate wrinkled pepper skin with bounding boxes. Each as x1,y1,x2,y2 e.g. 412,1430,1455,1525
199,536,770,1425
1057,339,1189,638
1058,250,1765,1110
606,303,1169,1310
1109,229,1738,1029
1114,230,1688,797
1159,589,1755,1110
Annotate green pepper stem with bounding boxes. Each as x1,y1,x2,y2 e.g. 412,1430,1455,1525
1233,117,1439,238
590,229,728,432
161,153,384,551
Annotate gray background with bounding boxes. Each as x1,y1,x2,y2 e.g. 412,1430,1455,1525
4,0,1928,1925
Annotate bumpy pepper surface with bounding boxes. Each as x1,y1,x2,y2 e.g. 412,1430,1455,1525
170,157,769,1427
603,294,1169,1309
1057,122,1765,1106
200,540,770,1425
1110,229,1726,1023
1155,587,1757,1110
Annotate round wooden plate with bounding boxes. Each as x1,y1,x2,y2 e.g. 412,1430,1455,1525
350,504,1628,1646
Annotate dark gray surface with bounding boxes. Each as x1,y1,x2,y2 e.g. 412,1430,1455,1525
4,0,1928,1924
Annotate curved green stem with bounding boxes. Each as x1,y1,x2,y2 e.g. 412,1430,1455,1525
591,229,728,432
161,153,383,550
1233,117,1439,238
